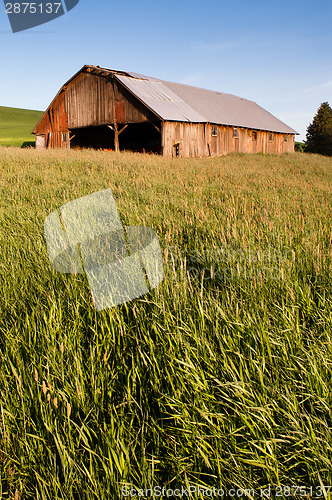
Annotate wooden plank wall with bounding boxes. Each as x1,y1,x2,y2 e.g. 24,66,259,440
65,72,113,128
161,122,207,157
65,73,153,128
33,91,70,149
162,122,295,157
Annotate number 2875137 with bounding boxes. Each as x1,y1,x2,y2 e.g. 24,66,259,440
5,3,62,14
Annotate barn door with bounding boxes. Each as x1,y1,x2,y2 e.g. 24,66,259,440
36,134,45,149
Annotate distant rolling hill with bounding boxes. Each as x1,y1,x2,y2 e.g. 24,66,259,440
0,106,43,147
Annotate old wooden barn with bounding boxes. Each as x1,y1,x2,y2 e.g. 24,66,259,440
32,65,298,157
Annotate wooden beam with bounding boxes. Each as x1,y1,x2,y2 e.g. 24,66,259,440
118,124,128,136
151,122,161,134
48,109,54,132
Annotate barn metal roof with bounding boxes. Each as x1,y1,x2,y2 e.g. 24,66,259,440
122,69,298,134
115,75,207,123
163,81,298,134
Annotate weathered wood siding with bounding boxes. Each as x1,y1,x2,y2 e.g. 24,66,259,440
161,122,207,157
162,122,295,157
65,72,154,128
33,91,70,149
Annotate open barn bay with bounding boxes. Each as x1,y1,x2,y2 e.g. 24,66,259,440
0,147,332,498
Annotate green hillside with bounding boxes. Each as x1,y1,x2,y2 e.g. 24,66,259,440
0,105,43,147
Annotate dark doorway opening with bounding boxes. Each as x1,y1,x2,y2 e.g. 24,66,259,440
119,123,161,154
69,122,161,153
69,125,114,150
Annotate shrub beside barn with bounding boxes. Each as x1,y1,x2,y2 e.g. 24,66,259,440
32,65,298,157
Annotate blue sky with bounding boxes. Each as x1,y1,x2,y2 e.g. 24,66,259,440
0,0,331,141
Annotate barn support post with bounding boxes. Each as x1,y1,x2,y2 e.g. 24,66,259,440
111,76,120,152
114,122,119,152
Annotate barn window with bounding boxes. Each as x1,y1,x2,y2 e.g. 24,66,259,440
233,128,239,138
62,133,67,143
212,126,218,137
269,133,274,142
284,135,288,143
252,131,257,141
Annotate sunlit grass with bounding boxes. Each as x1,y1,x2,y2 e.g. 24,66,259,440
0,147,332,499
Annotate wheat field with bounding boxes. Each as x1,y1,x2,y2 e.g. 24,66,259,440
0,147,331,499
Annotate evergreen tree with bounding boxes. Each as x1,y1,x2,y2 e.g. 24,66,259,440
305,102,332,156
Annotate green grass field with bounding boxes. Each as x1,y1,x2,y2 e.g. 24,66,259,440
0,147,332,499
0,106,43,147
